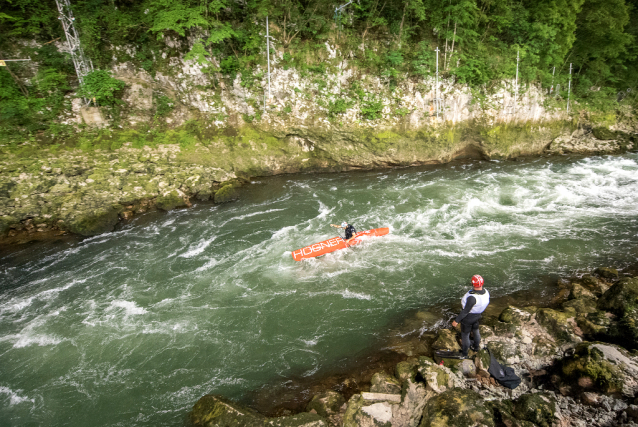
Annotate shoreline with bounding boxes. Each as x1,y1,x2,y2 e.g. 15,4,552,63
189,262,638,427
1,118,636,247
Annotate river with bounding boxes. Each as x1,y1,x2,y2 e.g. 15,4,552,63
1,154,637,426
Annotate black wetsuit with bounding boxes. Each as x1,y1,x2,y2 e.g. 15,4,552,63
344,224,356,239
455,289,488,356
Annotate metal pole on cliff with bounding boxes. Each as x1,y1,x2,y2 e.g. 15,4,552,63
550,66,555,95
435,47,440,119
567,63,572,115
266,16,271,103
514,50,519,111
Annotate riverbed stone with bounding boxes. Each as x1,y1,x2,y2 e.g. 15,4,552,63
305,390,345,418
370,371,402,394
418,389,494,427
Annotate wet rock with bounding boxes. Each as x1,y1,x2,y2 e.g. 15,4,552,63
370,371,402,394
513,392,556,427
561,342,638,397
214,184,238,203
266,412,328,427
190,394,265,426
156,190,187,210
562,297,598,315
305,391,345,418
594,267,619,281
419,389,494,427
579,275,610,297
65,205,122,236
597,278,638,314
431,328,461,352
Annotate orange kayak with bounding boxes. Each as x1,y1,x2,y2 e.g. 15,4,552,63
291,227,389,261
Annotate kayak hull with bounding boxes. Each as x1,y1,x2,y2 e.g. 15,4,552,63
291,227,389,261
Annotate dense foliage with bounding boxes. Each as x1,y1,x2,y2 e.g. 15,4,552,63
1,0,637,140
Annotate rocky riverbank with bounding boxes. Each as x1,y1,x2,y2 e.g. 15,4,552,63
189,267,638,427
1,116,637,246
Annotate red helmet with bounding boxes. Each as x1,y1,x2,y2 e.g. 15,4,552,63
471,275,484,287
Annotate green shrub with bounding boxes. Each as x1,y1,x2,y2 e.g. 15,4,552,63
77,70,126,106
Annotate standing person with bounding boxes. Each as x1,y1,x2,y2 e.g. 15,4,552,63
331,222,357,242
452,275,490,358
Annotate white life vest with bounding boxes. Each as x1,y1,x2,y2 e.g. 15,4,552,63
461,289,490,314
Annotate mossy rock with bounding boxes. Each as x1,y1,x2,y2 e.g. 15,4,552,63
561,342,627,396
489,400,536,427
65,205,122,236
577,311,612,337
370,371,402,394
594,267,619,280
536,308,578,342
0,215,18,235
417,357,452,392
214,184,238,203
579,275,610,297
597,278,638,315
499,306,532,325
156,191,187,211
562,298,598,315
513,393,556,427
190,394,265,426
592,127,617,140
342,394,391,427
305,390,345,418
570,283,596,300
419,389,495,427
432,328,461,352
395,360,418,384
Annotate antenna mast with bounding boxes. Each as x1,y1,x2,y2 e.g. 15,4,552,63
55,0,94,104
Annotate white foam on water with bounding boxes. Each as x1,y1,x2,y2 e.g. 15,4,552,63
0,386,35,406
13,334,62,348
341,289,372,300
108,300,148,315
179,236,217,258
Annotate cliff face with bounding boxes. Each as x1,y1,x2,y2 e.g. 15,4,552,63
1,40,637,243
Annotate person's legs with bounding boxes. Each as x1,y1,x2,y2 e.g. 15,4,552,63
460,322,473,356
471,321,481,350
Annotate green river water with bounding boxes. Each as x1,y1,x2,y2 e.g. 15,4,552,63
1,154,638,426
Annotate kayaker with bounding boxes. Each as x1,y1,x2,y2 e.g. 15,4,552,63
451,275,490,358
331,222,357,242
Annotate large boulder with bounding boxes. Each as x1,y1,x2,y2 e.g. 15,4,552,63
418,389,495,427
342,394,394,427
214,184,238,203
512,393,556,427
597,278,638,315
305,391,345,418
560,342,638,397
499,306,533,325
